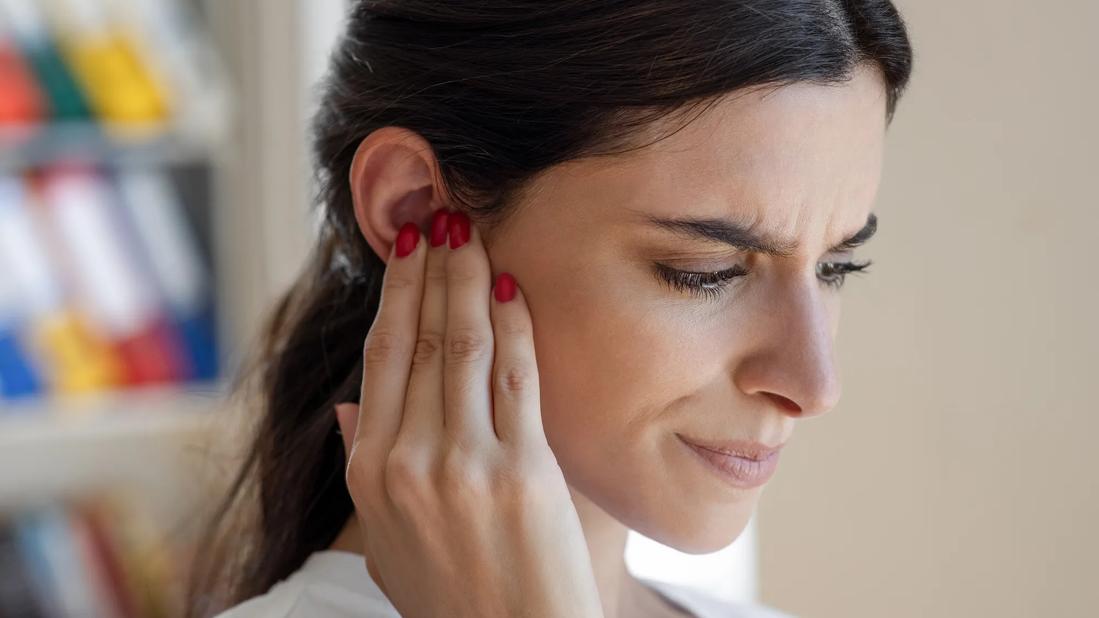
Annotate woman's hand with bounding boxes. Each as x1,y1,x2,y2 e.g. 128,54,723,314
333,209,604,618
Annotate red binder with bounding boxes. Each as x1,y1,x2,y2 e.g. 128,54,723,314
0,37,45,128
36,165,186,386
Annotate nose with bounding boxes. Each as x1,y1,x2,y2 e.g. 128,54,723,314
732,283,843,419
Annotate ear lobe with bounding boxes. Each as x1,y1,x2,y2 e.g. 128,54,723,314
347,127,444,262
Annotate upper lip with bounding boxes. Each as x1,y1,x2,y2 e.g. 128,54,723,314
676,433,785,461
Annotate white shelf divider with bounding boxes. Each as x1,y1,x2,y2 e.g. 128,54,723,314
0,383,232,516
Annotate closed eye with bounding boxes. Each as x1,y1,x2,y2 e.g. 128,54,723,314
653,263,748,301
654,259,873,301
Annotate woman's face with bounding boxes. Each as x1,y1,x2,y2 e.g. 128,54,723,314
482,64,887,553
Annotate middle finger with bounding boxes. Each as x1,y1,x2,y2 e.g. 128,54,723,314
442,210,497,449
397,207,450,446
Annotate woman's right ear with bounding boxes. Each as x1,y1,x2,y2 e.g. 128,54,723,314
348,127,448,263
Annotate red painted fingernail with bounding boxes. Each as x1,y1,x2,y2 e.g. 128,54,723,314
430,209,450,247
395,222,420,258
448,211,470,249
494,272,516,303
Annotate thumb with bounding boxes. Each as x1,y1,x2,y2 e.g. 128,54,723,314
334,402,360,462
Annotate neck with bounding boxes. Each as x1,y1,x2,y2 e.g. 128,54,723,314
328,484,644,617
567,483,635,617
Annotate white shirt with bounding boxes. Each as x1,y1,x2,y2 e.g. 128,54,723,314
214,550,797,618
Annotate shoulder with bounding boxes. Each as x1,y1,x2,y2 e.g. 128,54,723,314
213,551,400,618
639,577,798,618
211,577,303,618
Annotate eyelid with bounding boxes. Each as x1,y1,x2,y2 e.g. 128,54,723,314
654,253,746,270
668,263,742,274
653,262,746,300
826,250,857,261
657,250,854,270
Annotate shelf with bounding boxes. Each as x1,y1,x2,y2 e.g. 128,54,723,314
0,122,221,171
0,383,234,510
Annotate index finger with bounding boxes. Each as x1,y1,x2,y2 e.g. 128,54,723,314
351,222,427,476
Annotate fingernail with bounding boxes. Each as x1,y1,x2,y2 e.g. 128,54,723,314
430,209,450,247
448,211,470,250
494,272,516,303
395,222,420,258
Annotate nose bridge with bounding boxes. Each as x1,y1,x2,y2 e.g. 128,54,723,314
733,278,842,418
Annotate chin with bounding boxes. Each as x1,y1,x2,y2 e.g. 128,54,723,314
635,495,758,554
560,440,765,555
623,443,767,553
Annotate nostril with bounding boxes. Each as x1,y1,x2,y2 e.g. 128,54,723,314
767,392,802,414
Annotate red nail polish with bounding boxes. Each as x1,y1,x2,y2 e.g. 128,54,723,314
430,209,449,247
494,272,516,303
448,211,470,249
395,222,420,258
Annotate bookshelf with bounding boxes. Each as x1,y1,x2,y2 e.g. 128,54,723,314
0,0,234,448
0,124,218,171
0,0,262,614
0,383,228,516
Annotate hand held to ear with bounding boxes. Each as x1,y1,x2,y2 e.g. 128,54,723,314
335,210,604,618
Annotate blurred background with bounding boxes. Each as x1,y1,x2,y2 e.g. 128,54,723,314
0,1,1093,617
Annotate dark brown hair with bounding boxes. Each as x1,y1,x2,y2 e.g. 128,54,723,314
186,1,913,614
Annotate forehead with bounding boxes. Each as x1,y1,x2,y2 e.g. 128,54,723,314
546,64,888,253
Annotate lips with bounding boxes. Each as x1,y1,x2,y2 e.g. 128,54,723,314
678,434,783,490
675,433,784,461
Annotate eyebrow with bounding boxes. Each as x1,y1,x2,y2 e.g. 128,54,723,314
641,212,878,257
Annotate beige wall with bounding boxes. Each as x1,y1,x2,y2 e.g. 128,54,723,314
758,1,1098,616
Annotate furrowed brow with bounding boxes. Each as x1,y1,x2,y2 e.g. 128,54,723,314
828,212,877,253
641,212,878,257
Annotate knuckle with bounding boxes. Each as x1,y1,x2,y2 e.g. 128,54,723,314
439,448,489,499
383,272,418,293
492,460,546,511
507,479,543,511
445,328,490,364
384,449,430,506
345,455,367,489
424,268,448,286
345,456,381,509
411,330,444,366
362,329,404,366
494,362,532,398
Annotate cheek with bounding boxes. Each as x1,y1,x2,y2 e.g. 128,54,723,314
528,279,727,496
521,263,760,552
530,298,760,551
828,295,842,339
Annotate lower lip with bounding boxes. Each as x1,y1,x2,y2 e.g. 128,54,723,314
680,438,780,490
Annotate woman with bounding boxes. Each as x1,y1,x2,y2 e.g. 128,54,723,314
188,1,913,616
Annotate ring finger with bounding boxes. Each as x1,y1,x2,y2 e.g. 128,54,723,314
442,210,497,449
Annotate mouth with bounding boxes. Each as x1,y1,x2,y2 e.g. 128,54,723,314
676,433,783,490
675,433,784,460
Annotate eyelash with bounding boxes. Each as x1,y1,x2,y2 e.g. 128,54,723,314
655,260,873,301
